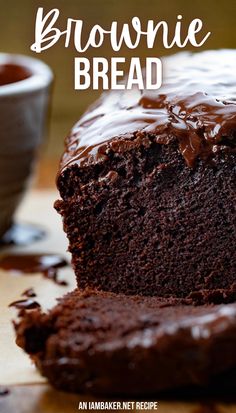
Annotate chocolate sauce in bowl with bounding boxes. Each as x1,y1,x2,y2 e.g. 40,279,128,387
9,299,40,310
0,253,69,286
0,63,31,86
59,50,236,171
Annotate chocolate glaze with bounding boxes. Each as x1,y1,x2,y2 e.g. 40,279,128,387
0,223,45,247
0,386,10,396
0,253,68,286
60,50,236,170
9,299,40,310
44,267,69,286
21,288,36,298
0,63,31,86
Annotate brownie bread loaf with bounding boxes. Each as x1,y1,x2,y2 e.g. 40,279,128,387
14,50,236,397
15,289,236,395
55,49,236,301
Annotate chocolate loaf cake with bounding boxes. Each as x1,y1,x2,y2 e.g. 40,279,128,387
15,289,236,395
55,49,236,302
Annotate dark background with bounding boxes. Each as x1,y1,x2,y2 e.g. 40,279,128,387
0,0,235,167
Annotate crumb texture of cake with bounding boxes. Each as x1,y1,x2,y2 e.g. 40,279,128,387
15,289,236,395
55,49,236,302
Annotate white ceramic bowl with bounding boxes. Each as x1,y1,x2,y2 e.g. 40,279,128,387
0,53,53,237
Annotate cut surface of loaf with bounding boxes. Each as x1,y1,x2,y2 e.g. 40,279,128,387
55,50,236,302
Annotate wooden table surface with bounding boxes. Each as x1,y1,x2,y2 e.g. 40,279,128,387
1,164,236,413
1,384,236,413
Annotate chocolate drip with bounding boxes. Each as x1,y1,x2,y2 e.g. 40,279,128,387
59,50,236,171
21,288,36,298
0,223,45,247
9,299,40,310
0,386,10,397
43,266,69,286
0,253,69,286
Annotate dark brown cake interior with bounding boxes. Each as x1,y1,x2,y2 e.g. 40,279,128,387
15,289,236,395
55,50,236,303
56,136,236,302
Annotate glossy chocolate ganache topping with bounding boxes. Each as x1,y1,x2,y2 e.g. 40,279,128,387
61,50,236,170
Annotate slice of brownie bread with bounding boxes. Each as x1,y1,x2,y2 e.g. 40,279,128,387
15,289,236,395
55,50,236,301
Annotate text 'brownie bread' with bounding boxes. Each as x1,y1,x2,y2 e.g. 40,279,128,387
15,289,236,395
55,49,236,301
